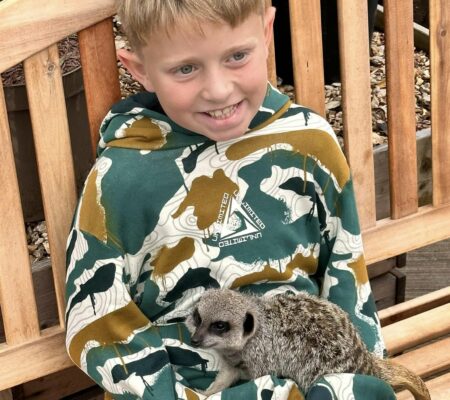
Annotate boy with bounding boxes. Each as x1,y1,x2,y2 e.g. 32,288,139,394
65,1,395,399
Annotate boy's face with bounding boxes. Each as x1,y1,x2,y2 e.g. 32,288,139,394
119,8,276,141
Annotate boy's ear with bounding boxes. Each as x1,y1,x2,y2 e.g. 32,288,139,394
263,6,276,52
117,49,154,92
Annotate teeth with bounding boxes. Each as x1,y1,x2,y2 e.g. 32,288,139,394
206,104,237,119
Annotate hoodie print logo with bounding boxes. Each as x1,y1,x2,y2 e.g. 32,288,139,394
211,192,265,247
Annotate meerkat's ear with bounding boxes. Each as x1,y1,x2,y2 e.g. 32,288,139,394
243,312,255,336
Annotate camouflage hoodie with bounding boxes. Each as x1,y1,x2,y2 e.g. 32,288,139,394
65,84,395,400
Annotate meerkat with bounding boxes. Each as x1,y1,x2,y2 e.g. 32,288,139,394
186,288,430,400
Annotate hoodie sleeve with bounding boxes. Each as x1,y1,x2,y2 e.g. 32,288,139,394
318,174,386,358
65,227,182,399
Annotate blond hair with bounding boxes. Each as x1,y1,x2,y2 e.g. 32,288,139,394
116,0,266,49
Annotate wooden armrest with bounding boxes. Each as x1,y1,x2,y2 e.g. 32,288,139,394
379,288,450,399
382,303,450,355
0,327,72,391
379,286,450,327
393,336,450,379
396,372,450,400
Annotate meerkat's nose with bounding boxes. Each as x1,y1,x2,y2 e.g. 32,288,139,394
190,334,202,347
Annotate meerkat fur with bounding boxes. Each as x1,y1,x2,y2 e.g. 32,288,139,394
186,288,430,399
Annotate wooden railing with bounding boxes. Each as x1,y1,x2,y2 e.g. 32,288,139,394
0,0,119,391
268,0,450,265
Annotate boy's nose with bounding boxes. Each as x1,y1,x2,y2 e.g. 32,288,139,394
201,69,233,103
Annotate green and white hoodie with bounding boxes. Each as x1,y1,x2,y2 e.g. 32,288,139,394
65,84,395,400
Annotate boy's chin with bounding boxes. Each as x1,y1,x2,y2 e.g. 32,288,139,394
199,128,249,142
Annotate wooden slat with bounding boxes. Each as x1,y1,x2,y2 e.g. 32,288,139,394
0,0,116,72
336,0,376,230
368,257,397,279
382,303,450,355
396,372,450,400
0,328,72,391
289,0,325,116
0,260,59,343
78,18,121,155
19,366,96,400
379,286,450,326
0,390,13,400
265,0,277,86
393,336,450,379
0,84,40,345
430,0,450,205
24,45,78,326
267,36,277,87
384,0,418,219
422,373,450,400
363,203,450,265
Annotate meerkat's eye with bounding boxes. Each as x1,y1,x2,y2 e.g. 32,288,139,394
209,321,230,334
193,308,202,327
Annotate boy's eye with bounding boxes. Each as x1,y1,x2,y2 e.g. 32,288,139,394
177,65,194,75
231,51,247,62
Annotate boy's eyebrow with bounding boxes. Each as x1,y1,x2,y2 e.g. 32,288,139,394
161,39,258,67
224,40,258,54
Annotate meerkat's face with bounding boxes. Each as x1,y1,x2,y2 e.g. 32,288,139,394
186,289,256,352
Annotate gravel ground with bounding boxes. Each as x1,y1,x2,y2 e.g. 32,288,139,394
1,35,80,86
7,28,430,264
277,31,431,147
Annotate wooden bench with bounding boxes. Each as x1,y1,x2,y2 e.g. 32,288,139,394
0,0,449,398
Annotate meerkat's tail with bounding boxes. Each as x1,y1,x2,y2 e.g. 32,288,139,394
373,357,430,400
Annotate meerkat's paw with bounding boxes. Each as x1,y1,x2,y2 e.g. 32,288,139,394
201,367,241,396
201,388,218,396
201,381,226,396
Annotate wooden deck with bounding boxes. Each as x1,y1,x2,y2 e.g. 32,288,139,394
403,238,450,301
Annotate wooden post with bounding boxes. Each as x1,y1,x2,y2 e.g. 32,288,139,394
430,0,450,205
0,390,13,400
0,82,41,345
289,0,325,116
24,45,78,326
337,0,376,229
79,18,122,156
384,0,418,219
265,0,277,86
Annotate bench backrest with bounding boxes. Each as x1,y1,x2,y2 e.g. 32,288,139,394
0,0,119,389
0,0,449,390
278,0,450,265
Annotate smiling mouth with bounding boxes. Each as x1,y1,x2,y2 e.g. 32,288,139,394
204,102,240,120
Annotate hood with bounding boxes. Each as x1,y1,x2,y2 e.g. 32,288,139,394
97,83,290,157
